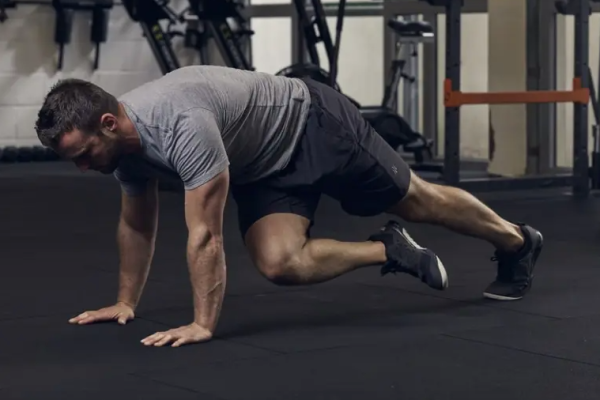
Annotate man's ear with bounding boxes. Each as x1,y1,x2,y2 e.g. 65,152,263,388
100,113,118,132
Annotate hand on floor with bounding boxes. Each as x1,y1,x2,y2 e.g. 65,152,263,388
68,302,135,325
141,322,213,347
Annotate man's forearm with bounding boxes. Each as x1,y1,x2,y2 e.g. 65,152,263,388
116,218,157,308
187,236,226,333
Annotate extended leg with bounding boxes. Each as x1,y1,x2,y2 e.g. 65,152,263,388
390,171,525,253
380,171,543,300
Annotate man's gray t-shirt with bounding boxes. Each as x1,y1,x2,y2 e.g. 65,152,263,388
114,65,311,195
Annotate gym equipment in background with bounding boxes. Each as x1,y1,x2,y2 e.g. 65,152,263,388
122,0,182,74
430,0,590,194
583,0,600,189
0,146,60,163
277,0,439,173
122,0,254,75
589,66,600,189
187,0,254,71
51,0,114,70
586,1,600,190
276,0,341,90
0,0,15,23
0,0,112,164
1,1,113,70
359,19,441,172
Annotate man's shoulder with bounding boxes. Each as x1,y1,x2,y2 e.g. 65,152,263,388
118,80,167,130
120,80,219,129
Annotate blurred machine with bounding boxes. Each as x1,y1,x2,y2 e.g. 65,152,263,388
276,0,441,173
121,0,254,74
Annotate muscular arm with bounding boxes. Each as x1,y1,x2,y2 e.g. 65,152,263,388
116,179,159,308
183,169,229,334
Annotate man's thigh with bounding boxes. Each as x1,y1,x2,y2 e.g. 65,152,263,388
230,182,321,242
299,78,412,217
329,123,412,217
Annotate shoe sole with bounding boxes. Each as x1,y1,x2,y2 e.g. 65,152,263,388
483,231,544,301
391,225,449,291
482,292,524,301
431,254,449,290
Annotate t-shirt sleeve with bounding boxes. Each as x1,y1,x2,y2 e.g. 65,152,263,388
167,107,230,191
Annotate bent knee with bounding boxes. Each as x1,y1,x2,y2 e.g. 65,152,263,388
254,249,304,285
243,214,311,286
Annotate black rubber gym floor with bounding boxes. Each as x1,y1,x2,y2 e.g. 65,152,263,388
2,163,600,400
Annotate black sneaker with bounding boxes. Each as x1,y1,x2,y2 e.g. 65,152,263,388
368,220,448,291
483,224,544,301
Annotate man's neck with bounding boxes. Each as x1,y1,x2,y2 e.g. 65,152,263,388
117,103,143,154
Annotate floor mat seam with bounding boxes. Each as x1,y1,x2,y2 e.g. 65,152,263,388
442,333,600,369
356,281,563,320
127,372,228,399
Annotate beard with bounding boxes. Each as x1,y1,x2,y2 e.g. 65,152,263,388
94,146,122,174
98,157,120,174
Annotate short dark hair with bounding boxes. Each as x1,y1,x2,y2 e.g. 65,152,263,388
35,79,120,147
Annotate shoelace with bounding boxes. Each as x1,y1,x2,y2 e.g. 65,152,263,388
375,223,422,278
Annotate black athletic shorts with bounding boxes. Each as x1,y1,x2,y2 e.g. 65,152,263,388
231,78,412,238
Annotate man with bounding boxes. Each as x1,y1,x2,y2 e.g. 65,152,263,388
35,65,543,348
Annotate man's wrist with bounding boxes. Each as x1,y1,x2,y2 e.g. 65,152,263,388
116,299,136,309
191,321,214,337
193,308,220,332
187,238,225,334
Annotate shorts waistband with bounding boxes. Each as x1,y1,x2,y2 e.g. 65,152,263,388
299,78,327,108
